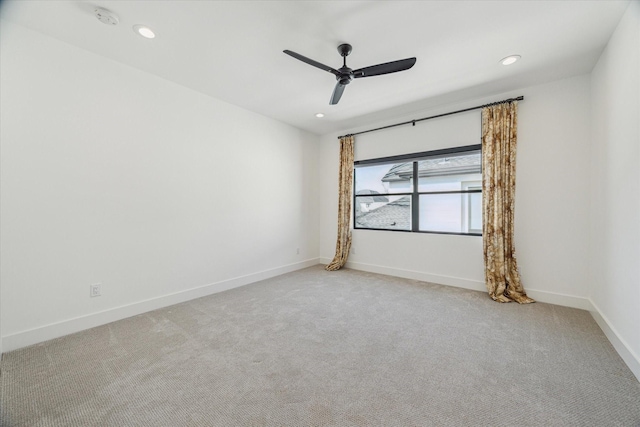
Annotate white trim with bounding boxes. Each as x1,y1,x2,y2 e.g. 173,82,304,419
524,289,594,311
589,299,640,382
6,258,638,384
321,258,487,292
2,258,320,353
326,258,595,310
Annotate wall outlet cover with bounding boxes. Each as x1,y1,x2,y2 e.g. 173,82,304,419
90,283,101,297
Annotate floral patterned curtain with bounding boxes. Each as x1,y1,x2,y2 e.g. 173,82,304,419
482,102,534,304
326,135,355,271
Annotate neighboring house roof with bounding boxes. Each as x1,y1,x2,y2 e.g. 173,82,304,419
382,154,481,182
355,189,389,203
355,196,410,230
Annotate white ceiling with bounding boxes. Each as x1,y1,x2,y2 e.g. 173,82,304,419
0,0,630,135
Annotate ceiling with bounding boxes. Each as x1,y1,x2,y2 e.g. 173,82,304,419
0,1,630,135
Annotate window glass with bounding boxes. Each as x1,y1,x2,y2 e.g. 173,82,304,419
355,195,411,231
355,163,413,195
417,151,481,192
353,145,481,235
468,191,483,233
419,193,481,234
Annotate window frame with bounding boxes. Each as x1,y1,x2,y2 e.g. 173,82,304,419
353,144,483,236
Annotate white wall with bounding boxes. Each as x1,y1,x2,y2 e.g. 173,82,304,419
2,7,637,383
319,74,593,308
0,21,319,351
589,1,640,379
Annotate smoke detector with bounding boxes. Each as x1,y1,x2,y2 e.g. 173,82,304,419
94,7,119,26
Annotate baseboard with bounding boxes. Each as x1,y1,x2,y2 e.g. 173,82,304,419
524,289,594,311
2,258,321,354
588,299,640,382
321,258,595,311
320,257,487,293
7,258,637,384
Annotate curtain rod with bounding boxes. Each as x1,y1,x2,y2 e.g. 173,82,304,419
337,96,524,139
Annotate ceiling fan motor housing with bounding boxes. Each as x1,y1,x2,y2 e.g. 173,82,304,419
337,68,353,85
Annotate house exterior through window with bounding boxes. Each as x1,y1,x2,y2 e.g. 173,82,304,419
354,145,482,235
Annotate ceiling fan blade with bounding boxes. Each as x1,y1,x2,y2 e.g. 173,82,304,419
283,50,340,76
353,57,417,78
330,82,346,105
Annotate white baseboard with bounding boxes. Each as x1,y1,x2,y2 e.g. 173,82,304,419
326,258,594,310
524,289,594,311
320,257,487,293
588,299,640,382
2,258,320,354
6,258,638,384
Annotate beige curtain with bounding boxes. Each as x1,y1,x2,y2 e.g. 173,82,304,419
326,135,355,271
482,102,534,304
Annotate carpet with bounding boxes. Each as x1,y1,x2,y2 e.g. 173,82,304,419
1,265,639,426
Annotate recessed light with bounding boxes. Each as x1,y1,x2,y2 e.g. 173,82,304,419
133,25,155,39
501,55,521,65
315,113,325,118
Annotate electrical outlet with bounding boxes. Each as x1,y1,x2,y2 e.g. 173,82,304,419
90,283,101,297
351,247,355,255
296,248,300,255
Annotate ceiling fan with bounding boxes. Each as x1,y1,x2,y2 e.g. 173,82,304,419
283,44,416,105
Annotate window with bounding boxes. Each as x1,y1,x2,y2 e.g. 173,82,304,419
354,145,482,235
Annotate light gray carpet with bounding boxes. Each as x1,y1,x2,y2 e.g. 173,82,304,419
1,265,639,426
